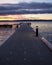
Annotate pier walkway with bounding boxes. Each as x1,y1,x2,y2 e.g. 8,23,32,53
0,23,52,65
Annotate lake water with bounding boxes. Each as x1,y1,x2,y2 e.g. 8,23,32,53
0,21,52,45
31,21,52,43
0,28,15,46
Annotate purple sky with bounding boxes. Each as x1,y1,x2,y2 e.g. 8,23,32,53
0,0,52,4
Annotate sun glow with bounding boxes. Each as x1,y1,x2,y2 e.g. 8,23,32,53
0,14,52,21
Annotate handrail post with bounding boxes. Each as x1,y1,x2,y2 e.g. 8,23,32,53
36,26,38,37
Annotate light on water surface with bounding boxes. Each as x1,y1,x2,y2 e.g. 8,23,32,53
31,21,52,43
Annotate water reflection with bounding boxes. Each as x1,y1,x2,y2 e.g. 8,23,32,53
31,21,52,43
0,28,15,46
0,21,52,45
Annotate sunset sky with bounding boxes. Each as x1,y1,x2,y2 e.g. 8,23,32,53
0,0,52,20
0,0,52,4
0,14,52,20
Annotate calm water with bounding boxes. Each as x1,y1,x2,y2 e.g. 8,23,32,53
0,28,15,46
31,21,52,43
0,21,52,45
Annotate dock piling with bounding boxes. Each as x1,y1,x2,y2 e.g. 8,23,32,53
36,26,38,37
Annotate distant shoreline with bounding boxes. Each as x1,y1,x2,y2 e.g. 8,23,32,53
0,20,52,22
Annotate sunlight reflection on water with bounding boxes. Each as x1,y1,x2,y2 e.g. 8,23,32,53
0,21,52,44
31,21,52,43
0,28,15,46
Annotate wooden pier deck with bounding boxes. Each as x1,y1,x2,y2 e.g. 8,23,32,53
0,23,52,65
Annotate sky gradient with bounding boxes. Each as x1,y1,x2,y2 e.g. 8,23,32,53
0,0,52,4
0,14,52,20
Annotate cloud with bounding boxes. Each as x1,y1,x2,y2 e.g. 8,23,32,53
0,0,52,4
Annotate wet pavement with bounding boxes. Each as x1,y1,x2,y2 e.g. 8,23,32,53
0,23,52,65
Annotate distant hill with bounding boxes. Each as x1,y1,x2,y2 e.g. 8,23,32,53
0,2,52,14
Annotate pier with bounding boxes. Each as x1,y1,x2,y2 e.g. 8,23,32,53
0,23,52,65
